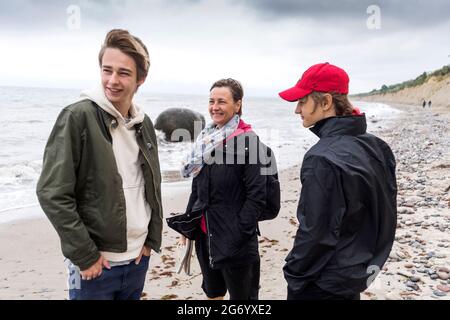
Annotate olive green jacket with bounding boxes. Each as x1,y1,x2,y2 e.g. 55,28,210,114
36,99,163,270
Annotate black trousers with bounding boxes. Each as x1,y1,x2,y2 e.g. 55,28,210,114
195,231,260,300
287,283,361,300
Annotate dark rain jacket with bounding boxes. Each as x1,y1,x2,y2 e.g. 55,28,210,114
186,132,271,269
283,115,397,297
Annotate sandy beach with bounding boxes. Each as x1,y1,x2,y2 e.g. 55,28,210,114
0,103,449,300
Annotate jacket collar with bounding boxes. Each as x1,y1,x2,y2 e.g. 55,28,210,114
309,114,367,138
80,85,145,129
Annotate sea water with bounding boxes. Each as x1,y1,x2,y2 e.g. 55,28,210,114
0,86,400,223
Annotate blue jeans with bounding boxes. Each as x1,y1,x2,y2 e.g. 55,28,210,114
68,255,150,300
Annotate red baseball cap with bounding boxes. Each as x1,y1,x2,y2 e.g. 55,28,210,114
279,62,349,102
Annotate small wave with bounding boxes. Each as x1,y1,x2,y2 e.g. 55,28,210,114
0,161,41,186
25,120,45,124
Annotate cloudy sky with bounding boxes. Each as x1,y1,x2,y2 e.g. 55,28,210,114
0,0,449,97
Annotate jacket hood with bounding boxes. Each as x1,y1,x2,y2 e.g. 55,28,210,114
80,85,145,129
310,114,367,139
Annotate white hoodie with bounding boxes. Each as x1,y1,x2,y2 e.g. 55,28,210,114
80,86,152,263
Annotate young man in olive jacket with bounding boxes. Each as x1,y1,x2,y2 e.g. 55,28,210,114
36,29,163,300
279,63,397,300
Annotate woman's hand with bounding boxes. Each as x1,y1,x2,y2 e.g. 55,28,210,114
178,235,187,246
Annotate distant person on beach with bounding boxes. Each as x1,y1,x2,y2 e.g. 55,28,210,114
279,62,397,300
36,29,162,300
428,100,432,108
423,100,426,108
178,78,277,300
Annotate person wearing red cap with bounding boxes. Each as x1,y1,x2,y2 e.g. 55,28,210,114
279,63,397,300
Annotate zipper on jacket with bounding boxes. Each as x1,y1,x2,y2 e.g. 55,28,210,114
139,144,162,217
136,129,163,251
205,210,214,268
134,125,163,254
99,114,128,246
136,129,163,219
139,144,163,255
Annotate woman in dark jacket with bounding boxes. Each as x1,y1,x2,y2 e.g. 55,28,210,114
180,78,267,300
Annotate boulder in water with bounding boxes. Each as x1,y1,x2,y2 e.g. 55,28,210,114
155,108,205,142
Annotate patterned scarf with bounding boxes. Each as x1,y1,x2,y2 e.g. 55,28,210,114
181,114,240,178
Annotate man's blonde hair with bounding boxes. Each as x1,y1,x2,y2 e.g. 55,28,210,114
310,92,354,116
99,29,150,81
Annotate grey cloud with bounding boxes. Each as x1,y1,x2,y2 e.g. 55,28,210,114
239,0,450,29
2,0,450,32
0,0,214,33
0,0,127,31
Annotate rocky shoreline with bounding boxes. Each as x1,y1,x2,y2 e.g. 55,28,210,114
363,104,450,300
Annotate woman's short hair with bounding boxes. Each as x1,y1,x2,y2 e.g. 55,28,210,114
210,78,244,116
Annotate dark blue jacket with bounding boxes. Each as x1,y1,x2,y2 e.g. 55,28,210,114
284,115,397,297
186,132,270,269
